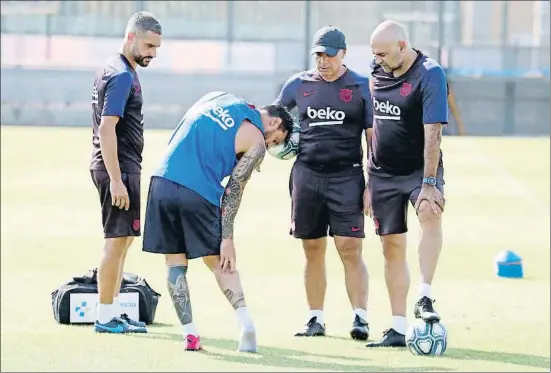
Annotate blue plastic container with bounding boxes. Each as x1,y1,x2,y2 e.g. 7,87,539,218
494,250,524,279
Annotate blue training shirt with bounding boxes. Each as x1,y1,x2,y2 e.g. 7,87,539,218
153,92,264,207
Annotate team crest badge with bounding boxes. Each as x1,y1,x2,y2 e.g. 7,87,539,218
339,89,353,103
133,219,140,231
400,82,412,97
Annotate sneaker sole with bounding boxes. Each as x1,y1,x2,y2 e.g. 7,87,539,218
94,328,127,334
186,347,203,352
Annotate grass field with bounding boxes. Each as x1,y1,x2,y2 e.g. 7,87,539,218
1,125,550,372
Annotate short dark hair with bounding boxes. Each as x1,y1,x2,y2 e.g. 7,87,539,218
261,104,296,142
126,11,162,36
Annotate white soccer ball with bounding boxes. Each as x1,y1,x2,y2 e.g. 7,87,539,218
405,320,448,356
267,123,300,160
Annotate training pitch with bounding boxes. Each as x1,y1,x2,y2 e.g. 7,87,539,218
1,126,549,372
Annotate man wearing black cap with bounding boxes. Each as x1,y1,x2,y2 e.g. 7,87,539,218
273,26,373,341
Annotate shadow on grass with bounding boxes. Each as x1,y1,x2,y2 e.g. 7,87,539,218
324,335,364,342
444,348,550,370
149,322,175,328
127,332,452,372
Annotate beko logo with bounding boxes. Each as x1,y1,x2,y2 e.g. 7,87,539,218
307,106,345,127
205,105,235,130
373,98,401,120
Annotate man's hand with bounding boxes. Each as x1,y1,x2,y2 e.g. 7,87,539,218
110,179,129,210
414,185,445,215
220,238,236,274
363,186,372,217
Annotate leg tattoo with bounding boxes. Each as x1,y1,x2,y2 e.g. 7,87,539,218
223,289,246,309
167,265,193,325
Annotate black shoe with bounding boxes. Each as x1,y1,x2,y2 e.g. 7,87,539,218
295,316,326,337
365,328,406,348
120,313,147,328
414,296,441,322
350,314,369,341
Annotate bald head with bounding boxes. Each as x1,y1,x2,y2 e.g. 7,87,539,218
370,20,409,45
370,20,415,75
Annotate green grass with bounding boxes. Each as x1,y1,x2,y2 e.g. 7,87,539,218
1,126,549,372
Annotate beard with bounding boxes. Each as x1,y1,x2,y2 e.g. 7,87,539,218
380,53,405,72
132,46,152,67
383,59,403,73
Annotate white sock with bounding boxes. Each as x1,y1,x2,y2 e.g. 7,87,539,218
97,302,117,324
236,307,255,331
353,308,368,322
182,322,199,337
392,316,408,335
309,309,324,325
418,283,432,299
113,296,121,316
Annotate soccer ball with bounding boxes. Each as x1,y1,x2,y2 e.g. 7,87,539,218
267,123,300,160
405,320,448,356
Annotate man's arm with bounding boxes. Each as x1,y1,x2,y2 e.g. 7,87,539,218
420,64,448,179
220,139,266,239
446,82,466,135
363,78,375,184
272,74,301,111
98,72,133,182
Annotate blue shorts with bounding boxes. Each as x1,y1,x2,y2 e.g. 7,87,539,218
142,176,221,259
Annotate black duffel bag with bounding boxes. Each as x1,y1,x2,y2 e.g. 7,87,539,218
51,268,161,325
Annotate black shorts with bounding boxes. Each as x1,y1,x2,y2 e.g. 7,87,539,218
142,176,221,260
90,170,141,239
290,162,365,239
368,167,445,236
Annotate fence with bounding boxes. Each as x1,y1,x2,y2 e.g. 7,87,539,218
1,0,550,75
1,0,549,135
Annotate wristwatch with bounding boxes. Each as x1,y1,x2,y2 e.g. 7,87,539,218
423,176,437,186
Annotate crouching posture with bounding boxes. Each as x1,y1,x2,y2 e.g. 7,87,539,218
142,91,294,351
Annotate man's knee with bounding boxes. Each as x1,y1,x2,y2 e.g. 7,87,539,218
125,236,134,250
417,200,442,226
381,234,407,261
202,255,220,271
165,253,188,267
104,237,128,257
302,238,326,262
334,236,362,263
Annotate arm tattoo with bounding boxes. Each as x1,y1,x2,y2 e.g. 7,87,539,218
223,289,247,310
220,141,266,239
167,265,193,326
424,125,442,178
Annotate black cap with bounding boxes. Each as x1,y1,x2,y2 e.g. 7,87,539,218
311,26,347,57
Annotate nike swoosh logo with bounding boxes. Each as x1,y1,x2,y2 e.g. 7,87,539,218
304,91,315,97
97,324,124,333
352,227,362,232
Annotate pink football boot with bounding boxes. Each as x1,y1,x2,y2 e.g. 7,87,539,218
185,334,202,351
